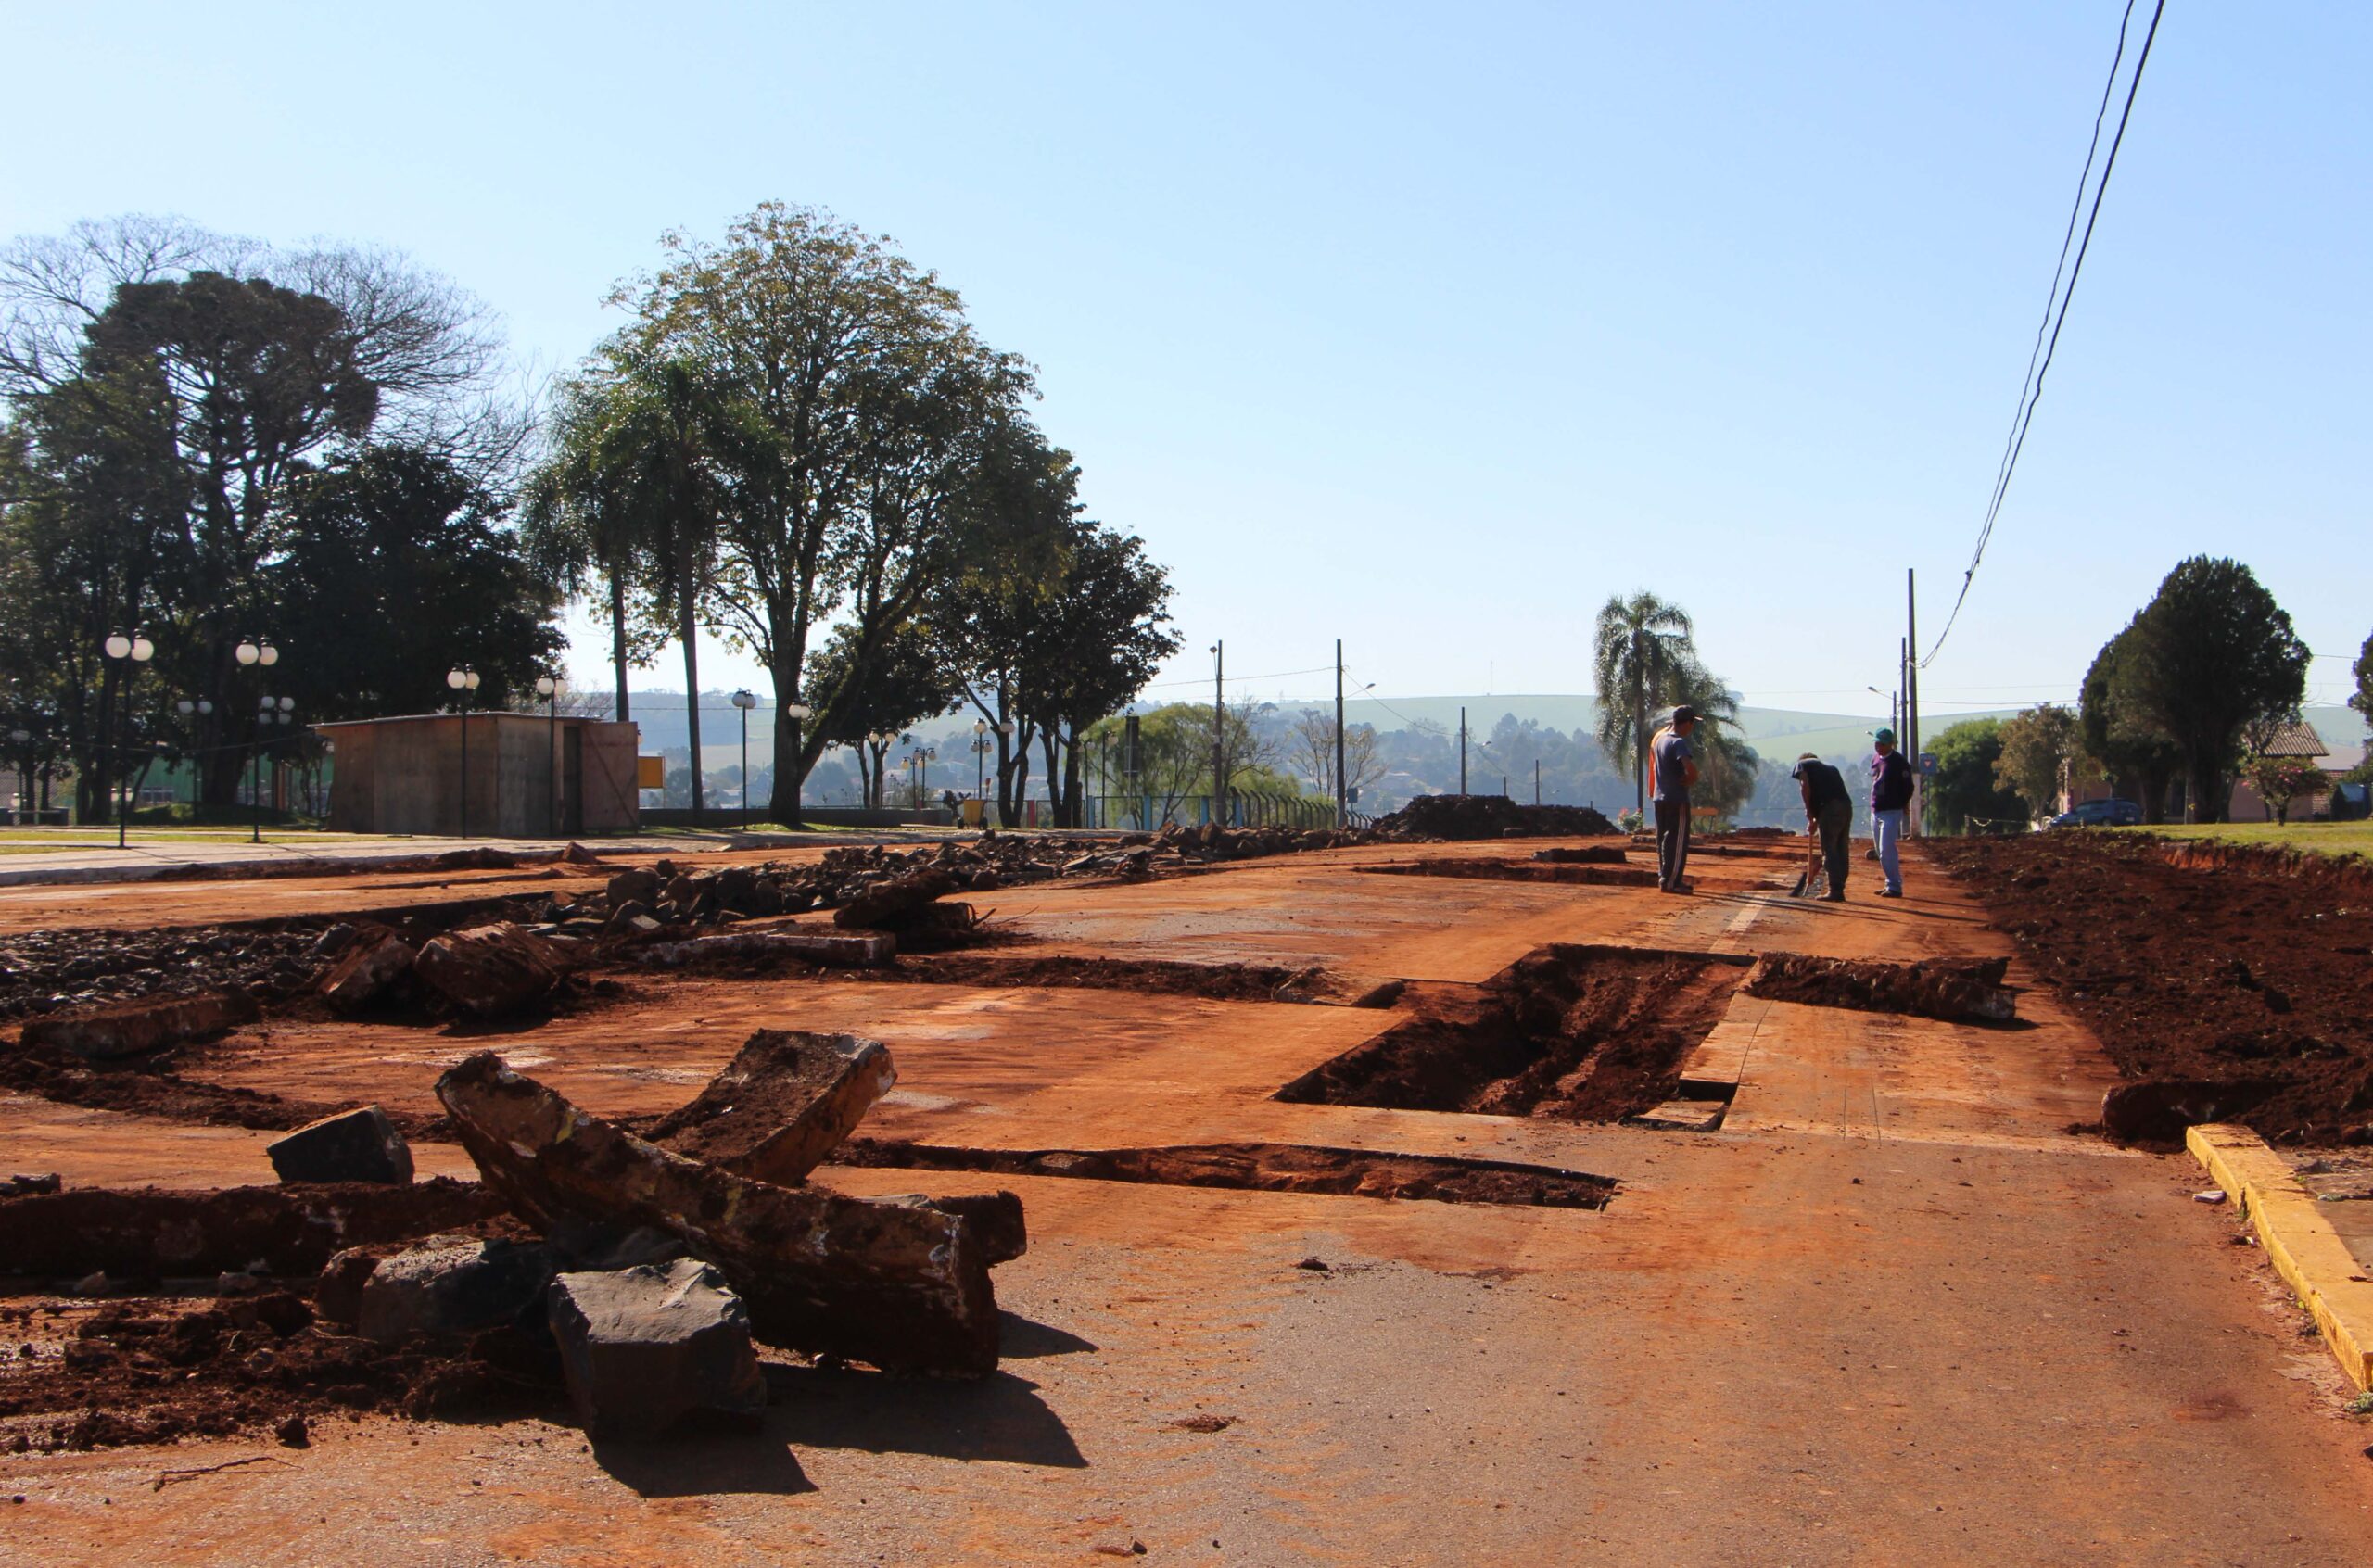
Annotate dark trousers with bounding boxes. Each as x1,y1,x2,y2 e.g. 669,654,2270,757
1816,803,1852,897
1655,798,1690,890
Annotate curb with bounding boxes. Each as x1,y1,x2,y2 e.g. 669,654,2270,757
2188,1122,2373,1391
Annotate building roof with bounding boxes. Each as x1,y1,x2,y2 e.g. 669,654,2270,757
2257,720,2328,758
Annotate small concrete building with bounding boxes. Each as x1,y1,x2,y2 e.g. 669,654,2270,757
317,713,641,838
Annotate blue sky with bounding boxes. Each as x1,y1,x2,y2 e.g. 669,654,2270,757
4,2,2365,723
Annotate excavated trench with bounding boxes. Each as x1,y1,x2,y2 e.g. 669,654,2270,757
831,1138,1613,1210
1276,944,1749,1121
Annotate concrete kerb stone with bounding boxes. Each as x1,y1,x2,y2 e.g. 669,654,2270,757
2189,1122,2373,1392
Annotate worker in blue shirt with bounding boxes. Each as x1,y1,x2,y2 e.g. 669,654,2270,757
1869,728,1914,898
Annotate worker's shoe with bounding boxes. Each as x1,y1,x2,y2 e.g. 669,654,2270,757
1822,891,1846,903
1875,887,1903,898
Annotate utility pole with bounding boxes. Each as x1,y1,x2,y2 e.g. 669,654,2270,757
1210,640,1225,827
1333,639,1346,829
1534,757,1541,804
1906,569,1921,837
1458,707,1467,795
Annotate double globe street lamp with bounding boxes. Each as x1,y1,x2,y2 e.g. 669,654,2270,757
447,664,482,838
102,629,155,848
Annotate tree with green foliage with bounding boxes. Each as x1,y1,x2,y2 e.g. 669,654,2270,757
1592,591,1697,816
0,216,523,816
2079,622,2182,822
603,202,1031,825
2121,557,2310,823
1923,718,2024,833
806,622,958,810
1993,703,2093,821
268,448,564,721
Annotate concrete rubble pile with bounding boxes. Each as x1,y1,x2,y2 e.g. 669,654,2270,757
0,1028,1023,1446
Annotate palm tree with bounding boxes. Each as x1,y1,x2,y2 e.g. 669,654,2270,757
520,348,724,816
521,375,648,725
1593,591,1695,816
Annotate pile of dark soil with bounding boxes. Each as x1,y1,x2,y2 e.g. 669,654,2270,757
1275,944,1744,1120
1372,797,1615,841
0,1291,559,1452
1932,834,2373,1144
1743,953,2015,1023
832,1138,1614,1209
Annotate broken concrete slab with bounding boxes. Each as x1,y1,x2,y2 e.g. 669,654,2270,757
0,1178,501,1279
356,1233,558,1344
266,1106,413,1186
435,1053,999,1376
19,991,261,1061
318,929,416,1011
4,1172,61,1196
548,1258,768,1438
644,1030,896,1185
413,922,565,1017
834,866,958,931
874,1191,1028,1267
634,929,894,969
312,1246,383,1327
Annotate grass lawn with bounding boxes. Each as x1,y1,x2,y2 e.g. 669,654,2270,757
2134,820,2373,865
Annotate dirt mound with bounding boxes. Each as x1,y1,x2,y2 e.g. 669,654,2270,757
1275,944,1744,1120
1932,835,2373,1144
1372,797,1615,841
1743,953,2015,1022
0,1290,560,1452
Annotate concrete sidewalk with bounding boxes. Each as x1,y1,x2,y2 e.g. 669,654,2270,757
0,827,959,888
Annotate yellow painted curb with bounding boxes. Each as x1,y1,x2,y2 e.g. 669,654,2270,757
2188,1123,2373,1392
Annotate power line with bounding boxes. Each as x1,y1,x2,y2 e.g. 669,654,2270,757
1925,0,2165,667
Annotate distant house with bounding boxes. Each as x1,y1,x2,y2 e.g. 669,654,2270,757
2227,721,2332,823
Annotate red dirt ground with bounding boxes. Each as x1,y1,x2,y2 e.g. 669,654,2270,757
1933,833,2373,1144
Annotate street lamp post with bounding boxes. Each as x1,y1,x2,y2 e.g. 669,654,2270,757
915,746,936,812
446,664,481,838
103,628,156,849
175,697,214,821
731,689,756,829
235,638,279,841
972,719,990,821
537,673,562,837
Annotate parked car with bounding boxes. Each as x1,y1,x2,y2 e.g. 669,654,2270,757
2045,798,2142,829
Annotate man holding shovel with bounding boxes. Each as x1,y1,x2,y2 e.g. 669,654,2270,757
1789,752,1853,902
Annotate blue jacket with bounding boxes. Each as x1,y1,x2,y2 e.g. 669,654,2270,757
1870,749,1914,813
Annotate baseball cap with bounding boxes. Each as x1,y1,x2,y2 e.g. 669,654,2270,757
1670,704,1699,725
1874,727,1897,745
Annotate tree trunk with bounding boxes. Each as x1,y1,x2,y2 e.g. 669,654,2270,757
611,575,630,724
1039,730,1060,827
1062,728,1085,828
678,600,703,820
